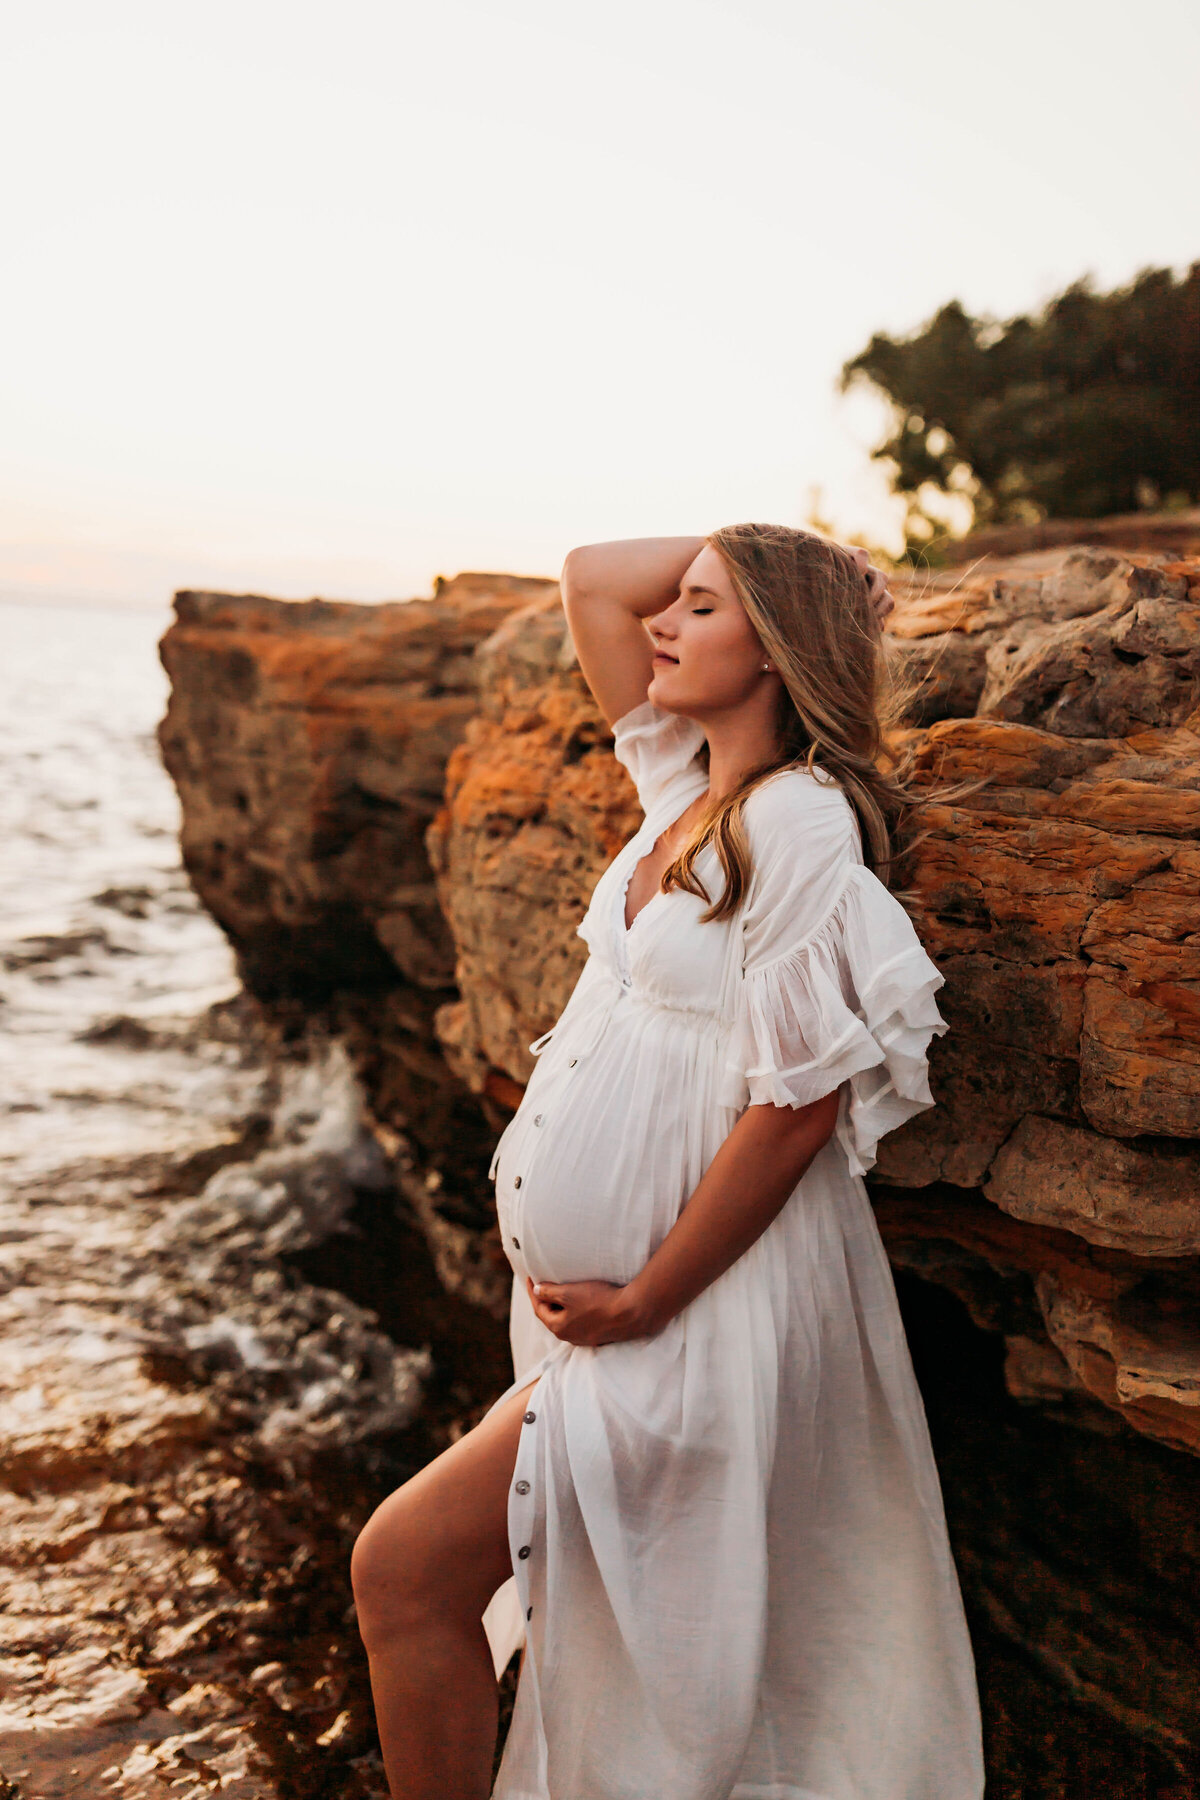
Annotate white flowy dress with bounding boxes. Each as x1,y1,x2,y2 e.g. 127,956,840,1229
479,700,984,1800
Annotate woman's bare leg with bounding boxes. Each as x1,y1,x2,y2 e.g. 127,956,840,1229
350,1379,537,1800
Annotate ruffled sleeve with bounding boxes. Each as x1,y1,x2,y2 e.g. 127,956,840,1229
611,698,707,817
720,770,948,1179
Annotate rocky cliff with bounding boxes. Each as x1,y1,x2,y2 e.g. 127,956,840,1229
420,546,1200,1456
154,541,1200,1791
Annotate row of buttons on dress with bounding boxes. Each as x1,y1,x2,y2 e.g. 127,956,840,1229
506,972,646,1251
505,977,630,1610
514,1405,538,1620
506,1063,578,1251
501,967,636,1253
502,971,631,1234
487,1025,556,1187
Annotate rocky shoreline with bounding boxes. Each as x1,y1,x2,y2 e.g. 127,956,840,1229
0,984,522,1799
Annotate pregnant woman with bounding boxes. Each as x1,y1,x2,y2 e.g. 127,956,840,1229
351,525,985,1799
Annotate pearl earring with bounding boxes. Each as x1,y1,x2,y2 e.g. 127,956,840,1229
762,662,771,672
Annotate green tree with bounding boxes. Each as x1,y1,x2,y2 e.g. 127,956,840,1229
841,262,1200,555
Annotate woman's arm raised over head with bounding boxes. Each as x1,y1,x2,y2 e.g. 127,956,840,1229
561,536,706,727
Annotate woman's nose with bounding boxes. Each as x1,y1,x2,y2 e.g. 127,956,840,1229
647,609,676,643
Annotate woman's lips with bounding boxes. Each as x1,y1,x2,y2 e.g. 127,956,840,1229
652,652,678,665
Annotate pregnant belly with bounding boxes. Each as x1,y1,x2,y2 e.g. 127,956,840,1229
509,1162,672,1285
497,1060,713,1287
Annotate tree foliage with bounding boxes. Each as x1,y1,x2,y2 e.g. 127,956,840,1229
841,263,1200,553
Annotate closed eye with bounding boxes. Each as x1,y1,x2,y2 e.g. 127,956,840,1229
691,606,714,615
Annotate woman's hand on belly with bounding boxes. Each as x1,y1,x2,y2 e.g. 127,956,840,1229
526,1275,657,1347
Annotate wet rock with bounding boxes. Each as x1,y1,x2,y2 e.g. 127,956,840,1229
378,1121,512,1322
2,927,110,971
76,1014,161,1046
92,885,158,919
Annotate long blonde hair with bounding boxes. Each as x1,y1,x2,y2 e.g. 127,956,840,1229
661,522,939,922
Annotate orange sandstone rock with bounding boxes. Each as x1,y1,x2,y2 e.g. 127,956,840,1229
158,575,552,1001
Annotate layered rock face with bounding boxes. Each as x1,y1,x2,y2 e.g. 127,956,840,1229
158,574,553,1003
881,546,1200,1464
424,546,1200,1462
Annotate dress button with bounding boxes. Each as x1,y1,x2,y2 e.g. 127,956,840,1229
523,1410,537,1424
513,1175,522,1189
512,1236,520,1249
568,1057,578,1067
514,1479,530,1494
518,1545,532,1559
533,1113,543,1126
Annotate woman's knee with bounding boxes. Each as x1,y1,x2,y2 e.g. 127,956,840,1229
350,1384,533,1649
351,1489,434,1649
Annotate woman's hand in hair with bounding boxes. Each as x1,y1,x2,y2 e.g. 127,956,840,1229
846,544,895,627
525,1274,657,1346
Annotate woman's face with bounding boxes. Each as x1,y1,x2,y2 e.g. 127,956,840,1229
645,544,771,719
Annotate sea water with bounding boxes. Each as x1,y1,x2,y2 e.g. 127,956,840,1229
0,596,241,1182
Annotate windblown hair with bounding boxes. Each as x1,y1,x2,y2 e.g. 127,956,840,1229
660,522,946,923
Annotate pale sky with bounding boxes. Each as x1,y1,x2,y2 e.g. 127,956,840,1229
3,0,1198,607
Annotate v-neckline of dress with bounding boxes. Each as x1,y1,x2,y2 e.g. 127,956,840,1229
621,782,709,937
